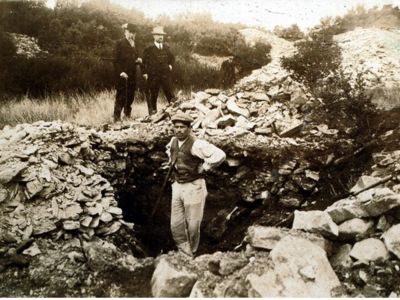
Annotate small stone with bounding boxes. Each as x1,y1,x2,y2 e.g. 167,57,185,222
216,115,236,129
0,186,9,203
80,216,92,227
227,98,250,118
279,196,303,208
103,221,121,235
100,212,113,223
58,153,75,165
254,127,272,135
22,242,41,256
279,120,303,137
65,204,83,220
305,170,320,181
350,238,390,263
382,224,400,259
252,92,269,101
0,162,29,184
89,216,100,228
107,207,122,215
63,220,80,231
76,165,94,176
376,215,390,231
338,218,374,240
22,145,38,156
205,88,220,95
330,244,353,268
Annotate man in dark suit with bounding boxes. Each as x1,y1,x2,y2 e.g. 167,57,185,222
142,26,176,115
113,23,141,122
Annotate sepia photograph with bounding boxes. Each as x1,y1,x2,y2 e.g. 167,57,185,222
1,0,400,297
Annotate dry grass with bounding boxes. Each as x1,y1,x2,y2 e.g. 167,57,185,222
0,89,174,128
0,95,74,127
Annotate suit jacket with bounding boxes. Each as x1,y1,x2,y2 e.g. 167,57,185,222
113,38,139,80
142,43,175,77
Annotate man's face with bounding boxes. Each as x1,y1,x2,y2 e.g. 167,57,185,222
153,34,164,43
125,30,136,41
173,122,191,141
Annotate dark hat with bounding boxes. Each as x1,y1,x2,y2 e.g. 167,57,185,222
171,112,193,125
124,23,137,33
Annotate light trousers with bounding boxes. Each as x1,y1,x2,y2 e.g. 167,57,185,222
170,178,207,256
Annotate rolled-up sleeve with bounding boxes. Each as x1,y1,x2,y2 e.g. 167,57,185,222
191,140,226,171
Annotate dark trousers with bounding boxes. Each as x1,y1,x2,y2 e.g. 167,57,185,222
114,78,136,121
146,74,175,115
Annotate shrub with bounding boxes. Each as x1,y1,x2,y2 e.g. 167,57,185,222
281,29,375,137
281,29,342,89
234,41,272,77
273,24,305,41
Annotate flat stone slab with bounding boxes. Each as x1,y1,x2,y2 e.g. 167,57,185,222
247,225,332,254
292,210,339,238
325,188,400,224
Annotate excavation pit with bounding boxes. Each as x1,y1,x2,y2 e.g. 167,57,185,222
107,137,374,258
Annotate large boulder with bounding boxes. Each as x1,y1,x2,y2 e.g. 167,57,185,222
247,225,332,254
382,224,400,259
325,188,400,223
337,218,374,240
292,210,339,238
151,257,197,297
246,236,341,297
349,238,390,263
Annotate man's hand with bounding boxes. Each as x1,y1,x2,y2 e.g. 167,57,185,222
136,58,142,64
168,65,173,71
143,74,148,80
120,72,128,79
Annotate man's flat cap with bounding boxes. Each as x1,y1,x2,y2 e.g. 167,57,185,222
171,112,193,124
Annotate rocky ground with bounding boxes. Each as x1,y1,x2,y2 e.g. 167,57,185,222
1,27,400,297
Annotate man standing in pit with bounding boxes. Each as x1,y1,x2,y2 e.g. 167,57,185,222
113,23,141,122
165,112,226,258
142,26,176,115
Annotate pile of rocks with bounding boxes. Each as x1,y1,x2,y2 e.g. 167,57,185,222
334,27,400,89
152,78,319,141
242,146,400,297
0,121,133,246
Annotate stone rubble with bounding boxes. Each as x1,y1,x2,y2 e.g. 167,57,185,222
334,28,400,90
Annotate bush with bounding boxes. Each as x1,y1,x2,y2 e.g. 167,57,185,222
234,41,272,77
281,29,342,89
281,29,375,137
273,24,304,41
173,57,220,91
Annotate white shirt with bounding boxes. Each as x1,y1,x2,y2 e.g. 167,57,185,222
154,41,163,50
166,137,226,171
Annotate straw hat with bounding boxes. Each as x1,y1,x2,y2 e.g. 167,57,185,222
151,26,167,35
